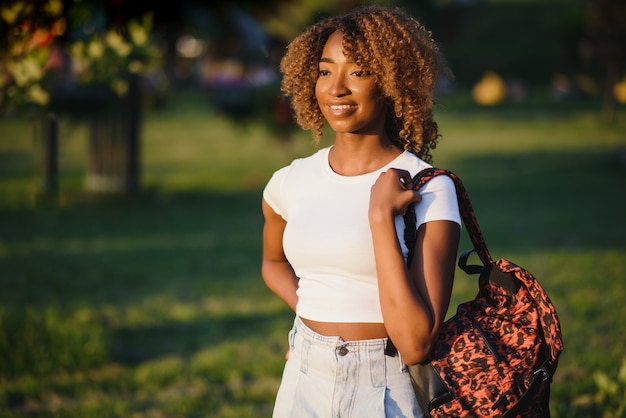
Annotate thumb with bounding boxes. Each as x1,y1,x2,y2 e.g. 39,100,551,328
401,191,421,215
411,191,422,205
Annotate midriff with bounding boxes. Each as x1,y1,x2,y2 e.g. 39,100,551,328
301,317,388,341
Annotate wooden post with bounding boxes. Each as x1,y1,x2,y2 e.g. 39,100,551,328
40,113,59,196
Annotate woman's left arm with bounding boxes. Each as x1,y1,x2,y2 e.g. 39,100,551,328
369,169,460,365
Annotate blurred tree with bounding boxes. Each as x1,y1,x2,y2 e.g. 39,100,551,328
422,3,577,87
583,0,626,123
259,0,380,43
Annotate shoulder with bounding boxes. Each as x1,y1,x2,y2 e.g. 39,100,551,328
391,151,432,177
263,147,329,215
270,147,329,180
392,151,456,193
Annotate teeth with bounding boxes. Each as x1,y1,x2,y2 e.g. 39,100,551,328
330,105,352,110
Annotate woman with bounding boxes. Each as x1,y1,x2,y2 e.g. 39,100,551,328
261,5,461,417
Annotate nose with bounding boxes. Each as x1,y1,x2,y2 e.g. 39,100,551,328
329,74,350,97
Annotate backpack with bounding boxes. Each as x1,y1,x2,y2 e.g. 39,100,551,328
390,168,564,417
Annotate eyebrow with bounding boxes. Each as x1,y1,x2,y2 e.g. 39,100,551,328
319,57,355,64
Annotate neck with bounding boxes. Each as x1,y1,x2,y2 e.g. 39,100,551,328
329,134,401,176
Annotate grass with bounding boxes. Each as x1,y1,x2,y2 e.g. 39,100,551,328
1,91,625,417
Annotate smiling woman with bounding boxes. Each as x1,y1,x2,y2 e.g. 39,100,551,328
261,5,460,418
279,4,451,164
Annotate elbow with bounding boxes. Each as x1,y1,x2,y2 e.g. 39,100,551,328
261,262,271,284
393,329,438,365
392,314,447,364
261,261,279,293
399,341,433,366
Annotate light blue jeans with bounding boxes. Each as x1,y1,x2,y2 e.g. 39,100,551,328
272,316,423,418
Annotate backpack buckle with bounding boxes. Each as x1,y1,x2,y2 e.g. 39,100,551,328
533,367,551,382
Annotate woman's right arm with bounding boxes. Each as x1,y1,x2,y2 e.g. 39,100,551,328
261,198,299,312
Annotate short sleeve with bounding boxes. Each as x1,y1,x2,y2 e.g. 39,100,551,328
414,174,461,228
262,166,290,220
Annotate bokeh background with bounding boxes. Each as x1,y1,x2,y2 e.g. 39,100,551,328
1,0,625,417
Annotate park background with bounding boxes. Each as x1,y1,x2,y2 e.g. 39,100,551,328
1,0,625,416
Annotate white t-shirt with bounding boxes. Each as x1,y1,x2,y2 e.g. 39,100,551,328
263,146,461,323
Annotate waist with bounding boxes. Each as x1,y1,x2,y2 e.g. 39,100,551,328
296,280,385,323
300,317,388,341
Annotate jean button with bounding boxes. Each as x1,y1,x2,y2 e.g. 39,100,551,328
338,345,349,356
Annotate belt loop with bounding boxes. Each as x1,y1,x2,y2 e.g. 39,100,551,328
397,351,406,373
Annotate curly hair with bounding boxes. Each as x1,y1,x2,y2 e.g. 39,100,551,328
279,5,451,163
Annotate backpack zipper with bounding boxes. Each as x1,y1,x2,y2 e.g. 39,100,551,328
469,314,502,363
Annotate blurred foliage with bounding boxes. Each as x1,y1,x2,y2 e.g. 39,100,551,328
68,12,163,97
260,0,395,43
0,0,165,118
592,359,626,418
0,0,65,114
3,0,625,122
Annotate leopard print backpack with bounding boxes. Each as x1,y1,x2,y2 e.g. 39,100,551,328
388,168,564,417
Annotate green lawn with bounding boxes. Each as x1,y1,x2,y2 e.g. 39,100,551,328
1,92,625,417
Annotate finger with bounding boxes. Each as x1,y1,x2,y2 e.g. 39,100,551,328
391,168,412,187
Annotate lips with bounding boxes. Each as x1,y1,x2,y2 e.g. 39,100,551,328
326,103,357,116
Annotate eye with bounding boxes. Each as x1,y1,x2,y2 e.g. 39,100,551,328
352,69,371,77
318,69,330,77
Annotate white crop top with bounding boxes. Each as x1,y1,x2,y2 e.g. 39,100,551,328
263,147,461,323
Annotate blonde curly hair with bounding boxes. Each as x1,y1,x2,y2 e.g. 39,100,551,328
279,5,451,163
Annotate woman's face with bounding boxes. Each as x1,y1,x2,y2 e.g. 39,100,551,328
315,30,386,137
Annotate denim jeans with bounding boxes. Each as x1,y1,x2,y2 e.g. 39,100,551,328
272,316,423,418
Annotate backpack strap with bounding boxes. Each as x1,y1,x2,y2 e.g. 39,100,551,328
409,168,492,268
390,168,485,358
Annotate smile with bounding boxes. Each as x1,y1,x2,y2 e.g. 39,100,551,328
327,104,356,115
